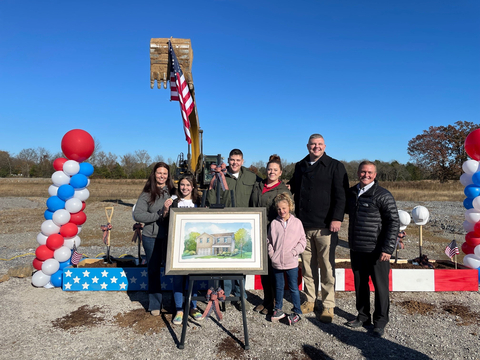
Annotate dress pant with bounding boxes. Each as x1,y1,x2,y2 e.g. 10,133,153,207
300,228,335,308
350,250,390,328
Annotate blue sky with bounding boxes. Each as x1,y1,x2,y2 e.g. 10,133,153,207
1,0,479,166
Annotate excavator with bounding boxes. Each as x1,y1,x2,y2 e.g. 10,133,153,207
149,37,219,188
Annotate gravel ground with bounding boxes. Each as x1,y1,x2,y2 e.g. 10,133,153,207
0,197,479,360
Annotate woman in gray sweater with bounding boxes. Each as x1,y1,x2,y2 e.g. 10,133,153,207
133,162,175,316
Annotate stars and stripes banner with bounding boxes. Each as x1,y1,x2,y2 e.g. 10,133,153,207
445,240,459,259
168,40,194,145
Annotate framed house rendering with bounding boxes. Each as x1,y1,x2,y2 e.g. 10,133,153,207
165,207,267,275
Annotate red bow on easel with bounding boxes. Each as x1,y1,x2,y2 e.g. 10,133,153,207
202,287,226,321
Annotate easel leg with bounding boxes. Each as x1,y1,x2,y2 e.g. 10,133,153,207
239,277,250,350
179,277,194,349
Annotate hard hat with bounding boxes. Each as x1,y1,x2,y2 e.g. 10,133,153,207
412,206,429,225
398,210,411,231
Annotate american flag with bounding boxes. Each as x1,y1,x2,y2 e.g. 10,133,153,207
168,40,194,144
444,240,459,259
71,243,83,266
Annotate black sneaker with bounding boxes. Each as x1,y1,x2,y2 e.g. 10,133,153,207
271,309,286,321
288,313,301,325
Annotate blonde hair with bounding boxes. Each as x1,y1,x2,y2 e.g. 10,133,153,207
274,192,294,212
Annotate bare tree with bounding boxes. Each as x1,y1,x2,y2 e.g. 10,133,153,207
17,148,38,177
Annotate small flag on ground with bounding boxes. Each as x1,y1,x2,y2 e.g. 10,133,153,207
444,240,459,259
71,243,83,266
168,40,194,145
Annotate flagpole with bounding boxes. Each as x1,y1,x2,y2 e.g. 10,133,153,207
454,254,457,269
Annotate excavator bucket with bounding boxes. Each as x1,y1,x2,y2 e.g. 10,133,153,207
150,38,201,175
150,38,194,90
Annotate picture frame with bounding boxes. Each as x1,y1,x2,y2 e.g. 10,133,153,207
165,207,267,275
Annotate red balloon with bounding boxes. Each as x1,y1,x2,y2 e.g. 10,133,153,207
35,245,54,261
70,211,87,225
465,231,480,247
60,222,78,238
53,157,68,171
81,201,86,211
474,221,480,236
61,129,95,162
46,234,65,250
464,129,480,161
32,258,44,271
462,241,475,255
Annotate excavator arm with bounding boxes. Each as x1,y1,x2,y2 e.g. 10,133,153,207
150,38,201,174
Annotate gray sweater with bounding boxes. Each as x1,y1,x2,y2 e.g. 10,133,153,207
133,190,169,239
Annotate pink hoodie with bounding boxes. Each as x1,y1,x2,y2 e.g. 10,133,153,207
267,214,306,270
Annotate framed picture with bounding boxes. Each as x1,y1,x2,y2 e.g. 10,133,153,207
165,207,267,275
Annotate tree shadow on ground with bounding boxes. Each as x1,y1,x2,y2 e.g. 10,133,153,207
101,199,135,207
306,307,432,360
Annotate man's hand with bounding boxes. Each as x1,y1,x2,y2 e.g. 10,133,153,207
330,220,342,233
379,252,391,262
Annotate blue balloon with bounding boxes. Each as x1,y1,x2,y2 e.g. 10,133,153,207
46,196,66,212
57,184,75,201
472,172,480,186
70,174,88,189
50,269,63,287
44,209,54,220
464,198,474,209
464,184,480,199
59,258,71,269
79,162,94,177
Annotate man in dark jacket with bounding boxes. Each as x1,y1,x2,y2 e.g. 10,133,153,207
289,134,349,323
345,161,399,337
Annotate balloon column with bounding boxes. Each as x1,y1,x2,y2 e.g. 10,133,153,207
461,129,480,275
32,129,95,288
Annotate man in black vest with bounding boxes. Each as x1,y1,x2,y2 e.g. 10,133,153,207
289,134,348,323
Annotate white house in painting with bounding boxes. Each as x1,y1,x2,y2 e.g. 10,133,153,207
195,232,235,256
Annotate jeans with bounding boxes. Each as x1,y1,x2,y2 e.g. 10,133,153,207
142,235,164,311
173,275,198,311
223,277,247,299
273,267,302,315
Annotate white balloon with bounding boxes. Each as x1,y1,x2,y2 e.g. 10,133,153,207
463,160,480,175
76,225,82,235
48,184,59,197
65,198,82,213
52,209,71,226
64,235,81,249
474,245,480,258
37,232,48,245
463,254,480,269
460,173,474,187
43,282,55,289
41,220,60,236
32,270,51,287
51,171,71,186
63,160,80,176
465,208,480,224
86,178,91,187
54,246,71,262
74,188,90,202
463,220,475,233
42,258,60,275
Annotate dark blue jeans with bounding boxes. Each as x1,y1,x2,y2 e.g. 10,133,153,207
173,275,198,311
142,235,164,311
273,267,302,315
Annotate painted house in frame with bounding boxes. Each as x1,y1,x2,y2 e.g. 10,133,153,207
196,232,235,256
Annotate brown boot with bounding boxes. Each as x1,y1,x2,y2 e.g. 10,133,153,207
300,301,315,314
319,307,334,323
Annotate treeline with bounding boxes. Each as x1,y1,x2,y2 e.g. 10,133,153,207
0,147,433,182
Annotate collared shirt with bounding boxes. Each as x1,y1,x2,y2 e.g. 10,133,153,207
357,181,375,197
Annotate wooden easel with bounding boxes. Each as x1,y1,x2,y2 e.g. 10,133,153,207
104,207,114,263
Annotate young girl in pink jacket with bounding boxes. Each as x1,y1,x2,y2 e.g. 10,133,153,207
267,193,306,325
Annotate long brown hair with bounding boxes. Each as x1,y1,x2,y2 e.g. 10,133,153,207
176,173,199,204
142,162,174,204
